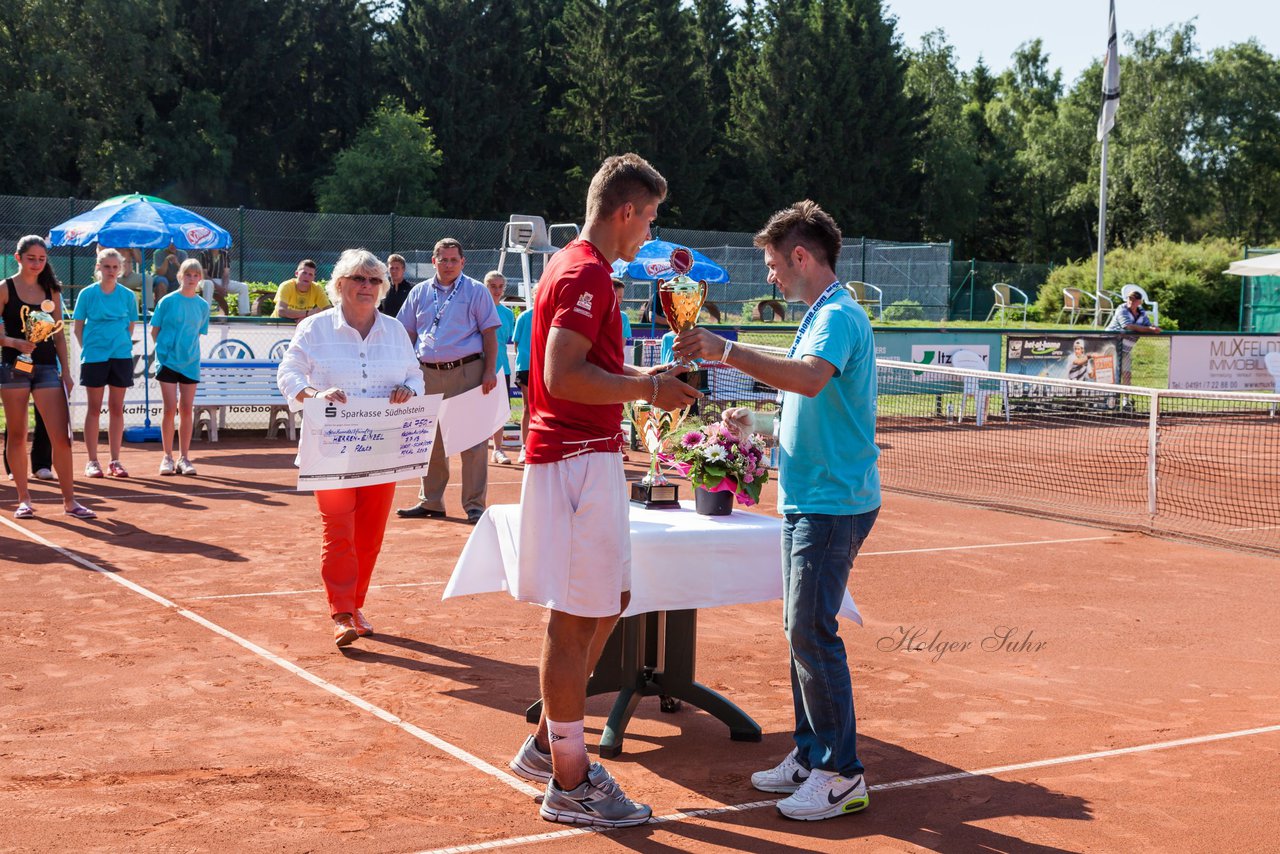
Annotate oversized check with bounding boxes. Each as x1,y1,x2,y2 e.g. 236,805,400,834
297,395,444,490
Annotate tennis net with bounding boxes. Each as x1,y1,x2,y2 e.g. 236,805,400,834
686,352,1280,556
875,359,1280,556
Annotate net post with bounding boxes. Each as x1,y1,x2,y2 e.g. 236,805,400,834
1147,391,1159,517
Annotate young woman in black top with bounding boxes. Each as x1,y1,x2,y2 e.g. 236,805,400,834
1,235,95,519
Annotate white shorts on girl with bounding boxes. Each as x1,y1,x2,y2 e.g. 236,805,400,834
516,452,631,618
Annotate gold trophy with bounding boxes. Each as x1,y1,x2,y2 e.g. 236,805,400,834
657,247,709,391
16,300,62,374
628,402,686,507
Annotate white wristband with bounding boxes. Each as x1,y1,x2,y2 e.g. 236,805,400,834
721,340,734,363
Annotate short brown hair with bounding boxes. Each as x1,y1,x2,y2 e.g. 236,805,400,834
753,200,842,269
585,153,667,222
298,259,317,271
433,238,464,258
387,253,406,266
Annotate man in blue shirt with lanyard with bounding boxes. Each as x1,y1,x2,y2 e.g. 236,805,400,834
674,200,879,821
395,238,500,524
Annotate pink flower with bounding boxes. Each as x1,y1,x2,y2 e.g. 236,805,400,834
681,431,705,448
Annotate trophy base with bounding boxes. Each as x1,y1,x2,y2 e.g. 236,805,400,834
630,481,680,508
13,359,33,374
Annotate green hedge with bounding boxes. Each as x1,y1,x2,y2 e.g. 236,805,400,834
1029,237,1258,331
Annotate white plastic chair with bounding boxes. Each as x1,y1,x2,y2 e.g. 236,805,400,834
497,215,579,304
1121,284,1160,326
845,281,883,319
951,349,1009,427
985,283,1029,326
1265,351,1280,417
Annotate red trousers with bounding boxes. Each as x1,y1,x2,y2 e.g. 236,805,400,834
314,482,397,617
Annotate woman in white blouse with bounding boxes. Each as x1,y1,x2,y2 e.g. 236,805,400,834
277,249,424,647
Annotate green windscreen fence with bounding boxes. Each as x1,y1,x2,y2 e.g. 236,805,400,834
1242,248,1280,333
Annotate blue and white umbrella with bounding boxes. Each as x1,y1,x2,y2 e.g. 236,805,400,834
47,194,231,251
46,194,232,443
611,239,729,284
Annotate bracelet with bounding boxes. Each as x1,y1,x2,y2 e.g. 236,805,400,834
650,373,659,405
721,340,734,363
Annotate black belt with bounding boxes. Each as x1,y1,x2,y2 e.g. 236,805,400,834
421,353,482,370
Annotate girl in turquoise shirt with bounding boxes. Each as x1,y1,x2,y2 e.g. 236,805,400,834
150,258,210,476
73,248,138,478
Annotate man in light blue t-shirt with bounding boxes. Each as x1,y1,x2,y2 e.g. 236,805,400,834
674,200,879,822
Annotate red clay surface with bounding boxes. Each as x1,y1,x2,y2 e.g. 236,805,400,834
2,437,1278,853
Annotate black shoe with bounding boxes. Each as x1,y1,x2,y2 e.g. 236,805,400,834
397,505,445,519
465,509,484,525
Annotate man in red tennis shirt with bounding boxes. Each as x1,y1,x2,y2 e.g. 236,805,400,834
506,154,700,827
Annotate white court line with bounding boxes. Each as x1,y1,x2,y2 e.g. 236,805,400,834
20,478,527,505
861,534,1116,557
0,516,541,800
410,722,1280,854
188,580,446,601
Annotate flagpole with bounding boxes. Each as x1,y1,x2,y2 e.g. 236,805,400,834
1095,132,1109,325
1095,0,1119,326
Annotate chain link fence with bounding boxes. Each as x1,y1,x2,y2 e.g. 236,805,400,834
1,194,952,320
949,260,1054,321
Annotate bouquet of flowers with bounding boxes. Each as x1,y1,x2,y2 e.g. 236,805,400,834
665,408,770,506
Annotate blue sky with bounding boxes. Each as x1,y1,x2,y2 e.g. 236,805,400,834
883,0,1276,84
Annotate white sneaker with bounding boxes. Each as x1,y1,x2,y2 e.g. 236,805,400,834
751,748,810,793
516,448,526,464
176,457,197,476
158,456,176,476
776,769,868,821
492,449,511,465
34,467,54,480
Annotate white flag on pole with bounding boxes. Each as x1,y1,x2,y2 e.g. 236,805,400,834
1097,0,1120,141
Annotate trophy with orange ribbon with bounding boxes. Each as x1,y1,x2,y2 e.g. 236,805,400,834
16,300,62,374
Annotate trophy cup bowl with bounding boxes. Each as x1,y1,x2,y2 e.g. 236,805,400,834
628,402,684,508
16,302,63,374
658,277,709,391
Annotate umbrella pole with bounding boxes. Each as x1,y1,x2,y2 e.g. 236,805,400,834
124,250,161,442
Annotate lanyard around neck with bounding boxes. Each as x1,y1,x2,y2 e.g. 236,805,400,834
426,279,461,340
785,281,844,359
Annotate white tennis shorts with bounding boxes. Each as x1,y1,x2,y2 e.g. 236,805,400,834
516,452,631,618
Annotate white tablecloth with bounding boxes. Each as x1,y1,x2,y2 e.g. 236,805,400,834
443,501,861,623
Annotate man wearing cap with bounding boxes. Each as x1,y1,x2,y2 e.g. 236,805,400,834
395,238,500,524
1106,290,1160,384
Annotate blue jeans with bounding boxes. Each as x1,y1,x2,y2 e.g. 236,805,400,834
781,509,879,777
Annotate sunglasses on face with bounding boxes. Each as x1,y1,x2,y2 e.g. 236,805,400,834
346,275,383,286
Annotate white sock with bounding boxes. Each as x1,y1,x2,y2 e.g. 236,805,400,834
546,718,586,787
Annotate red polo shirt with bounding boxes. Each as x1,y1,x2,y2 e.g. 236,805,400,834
525,239,626,463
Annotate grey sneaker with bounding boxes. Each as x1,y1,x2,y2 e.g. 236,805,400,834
751,748,810,794
776,769,868,821
509,734,553,784
176,457,197,476
158,456,176,476
539,762,652,828
34,467,54,480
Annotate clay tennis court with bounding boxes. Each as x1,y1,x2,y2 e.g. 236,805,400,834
3,438,1278,852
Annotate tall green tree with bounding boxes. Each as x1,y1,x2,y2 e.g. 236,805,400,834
389,0,560,219
1194,41,1280,242
726,0,922,237
905,30,981,246
551,0,717,225
314,100,443,216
